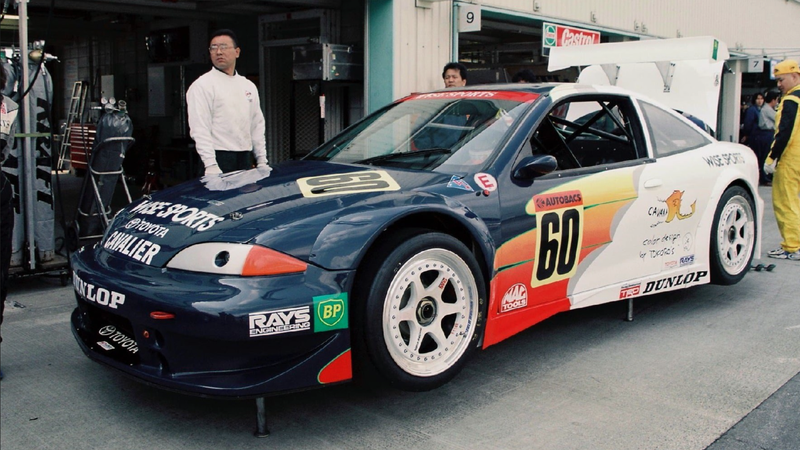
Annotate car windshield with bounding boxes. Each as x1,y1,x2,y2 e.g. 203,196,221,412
305,91,538,172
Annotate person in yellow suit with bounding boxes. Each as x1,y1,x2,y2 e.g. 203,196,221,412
765,59,800,260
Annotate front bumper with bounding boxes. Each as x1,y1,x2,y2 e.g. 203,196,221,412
70,245,354,398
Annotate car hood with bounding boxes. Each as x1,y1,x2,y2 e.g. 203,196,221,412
101,160,455,268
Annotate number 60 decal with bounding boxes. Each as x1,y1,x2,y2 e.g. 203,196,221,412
530,191,584,288
297,170,401,198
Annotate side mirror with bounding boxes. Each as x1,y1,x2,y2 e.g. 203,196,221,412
513,155,557,180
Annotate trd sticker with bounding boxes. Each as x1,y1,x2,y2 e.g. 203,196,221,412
499,283,527,313
249,306,311,337
447,175,474,192
474,173,497,192
619,283,641,299
297,170,400,198
313,293,349,332
531,190,584,288
73,275,126,309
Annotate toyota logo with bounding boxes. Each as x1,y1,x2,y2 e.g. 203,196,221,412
98,325,117,336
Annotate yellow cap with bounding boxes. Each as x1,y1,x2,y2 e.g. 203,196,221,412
774,59,800,76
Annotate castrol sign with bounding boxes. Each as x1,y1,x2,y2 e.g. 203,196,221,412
542,22,600,49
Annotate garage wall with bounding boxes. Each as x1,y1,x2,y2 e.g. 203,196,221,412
59,33,148,128
393,1,452,99
479,0,800,56
388,0,800,105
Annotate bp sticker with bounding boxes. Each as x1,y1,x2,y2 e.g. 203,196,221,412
313,293,349,332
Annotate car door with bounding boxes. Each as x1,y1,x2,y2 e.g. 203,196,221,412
628,100,718,276
485,92,652,345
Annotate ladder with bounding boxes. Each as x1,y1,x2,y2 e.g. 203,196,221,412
56,81,87,171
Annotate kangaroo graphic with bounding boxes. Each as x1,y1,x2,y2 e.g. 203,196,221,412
664,190,696,222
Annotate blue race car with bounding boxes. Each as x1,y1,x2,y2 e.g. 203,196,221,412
71,84,762,397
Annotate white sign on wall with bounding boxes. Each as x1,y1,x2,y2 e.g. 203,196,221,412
746,57,764,73
459,4,481,33
770,59,779,80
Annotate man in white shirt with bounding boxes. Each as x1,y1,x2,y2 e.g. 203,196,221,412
186,29,268,175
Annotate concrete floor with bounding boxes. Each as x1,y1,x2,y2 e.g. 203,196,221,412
1,185,798,450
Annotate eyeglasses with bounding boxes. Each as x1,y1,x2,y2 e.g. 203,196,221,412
209,44,233,52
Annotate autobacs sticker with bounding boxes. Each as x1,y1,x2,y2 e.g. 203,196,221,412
534,191,583,212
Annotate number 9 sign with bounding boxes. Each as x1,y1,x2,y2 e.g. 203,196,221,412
459,4,481,33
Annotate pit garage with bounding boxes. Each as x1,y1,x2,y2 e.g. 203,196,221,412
1,0,365,278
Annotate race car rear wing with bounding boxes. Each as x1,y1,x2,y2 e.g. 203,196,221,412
548,36,730,133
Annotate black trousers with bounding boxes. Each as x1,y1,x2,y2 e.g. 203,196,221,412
0,170,13,341
215,150,254,173
750,130,774,184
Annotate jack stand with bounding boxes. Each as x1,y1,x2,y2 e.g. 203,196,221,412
626,297,634,322
254,397,270,438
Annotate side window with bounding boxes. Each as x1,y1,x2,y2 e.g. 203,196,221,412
639,101,711,157
529,96,642,171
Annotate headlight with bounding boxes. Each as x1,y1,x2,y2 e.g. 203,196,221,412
166,243,307,276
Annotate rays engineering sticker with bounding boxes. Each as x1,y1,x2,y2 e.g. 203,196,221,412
297,170,400,198
531,190,584,288
249,306,311,337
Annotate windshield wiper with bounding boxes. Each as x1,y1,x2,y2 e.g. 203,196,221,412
355,148,453,165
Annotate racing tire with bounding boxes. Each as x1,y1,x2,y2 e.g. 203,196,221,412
710,186,756,285
355,230,486,391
